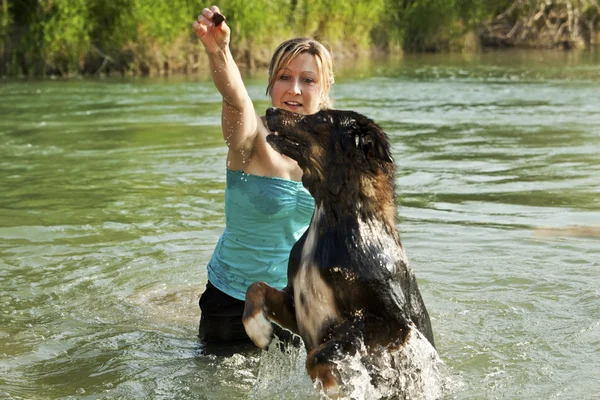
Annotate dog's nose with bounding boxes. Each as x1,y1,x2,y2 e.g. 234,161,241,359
266,107,278,116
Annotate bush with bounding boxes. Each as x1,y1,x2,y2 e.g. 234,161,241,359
1,0,596,77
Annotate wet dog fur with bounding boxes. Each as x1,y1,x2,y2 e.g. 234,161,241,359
243,107,435,392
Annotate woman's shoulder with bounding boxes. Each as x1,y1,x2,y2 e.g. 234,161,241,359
251,114,271,152
239,117,302,181
256,114,273,142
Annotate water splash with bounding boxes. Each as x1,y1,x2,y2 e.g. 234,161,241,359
251,336,318,399
332,328,448,400
251,329,455,400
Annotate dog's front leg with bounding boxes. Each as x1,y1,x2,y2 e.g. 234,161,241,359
243,282,298,349
305,325,363,397
306,342,341,397
306,314,365,398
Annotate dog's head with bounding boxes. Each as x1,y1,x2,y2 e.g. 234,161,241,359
266,107,394,200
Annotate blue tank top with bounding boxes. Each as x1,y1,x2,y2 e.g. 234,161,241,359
207,169,315,300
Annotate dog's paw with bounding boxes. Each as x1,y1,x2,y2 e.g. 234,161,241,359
243,311,273,349
310,364,341,399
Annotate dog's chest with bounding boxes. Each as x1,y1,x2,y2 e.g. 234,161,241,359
293,263,338,350
293,206,339,349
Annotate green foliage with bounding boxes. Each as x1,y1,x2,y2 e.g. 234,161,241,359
404,0,458,51
384,0,461,51
305,0,385,46
131,0,193,45
87,0,137,50
41,0,91,74
218,0,290,56
1,0,598,76
0,0,11,42
382,0,518,52
222,0,286,39
217,0,386,46
454,0,514,27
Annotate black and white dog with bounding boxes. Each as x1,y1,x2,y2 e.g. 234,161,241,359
243,107,435,392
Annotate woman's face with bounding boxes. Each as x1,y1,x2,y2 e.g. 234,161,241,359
269,53,325,115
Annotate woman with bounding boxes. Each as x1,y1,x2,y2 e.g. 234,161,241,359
193,6,334,344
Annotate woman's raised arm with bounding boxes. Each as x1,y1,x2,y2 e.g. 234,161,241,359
193,6,260,161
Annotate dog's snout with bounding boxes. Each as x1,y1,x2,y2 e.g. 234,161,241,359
266,107,278,117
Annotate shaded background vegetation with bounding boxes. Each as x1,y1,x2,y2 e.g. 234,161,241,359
1,0,599,77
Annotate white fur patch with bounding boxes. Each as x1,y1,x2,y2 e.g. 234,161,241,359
294,204,340,349
244,311,273,349
301,204,323,262
294,267,339,349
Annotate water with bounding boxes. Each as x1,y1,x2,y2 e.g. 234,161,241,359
1,49,599,399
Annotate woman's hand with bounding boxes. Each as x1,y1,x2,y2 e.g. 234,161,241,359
193,6,230,54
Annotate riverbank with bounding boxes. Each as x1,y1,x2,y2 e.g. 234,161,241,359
1,0,598,78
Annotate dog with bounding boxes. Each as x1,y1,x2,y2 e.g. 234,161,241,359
243,107,435,393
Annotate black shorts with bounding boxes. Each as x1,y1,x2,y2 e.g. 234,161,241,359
198,281,251,343
198,281,303,352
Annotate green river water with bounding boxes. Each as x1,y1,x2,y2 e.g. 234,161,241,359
1,49,599,399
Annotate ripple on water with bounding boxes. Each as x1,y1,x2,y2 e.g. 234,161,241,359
1,54,600,399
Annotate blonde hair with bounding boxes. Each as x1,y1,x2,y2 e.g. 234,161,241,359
266,37,335,110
